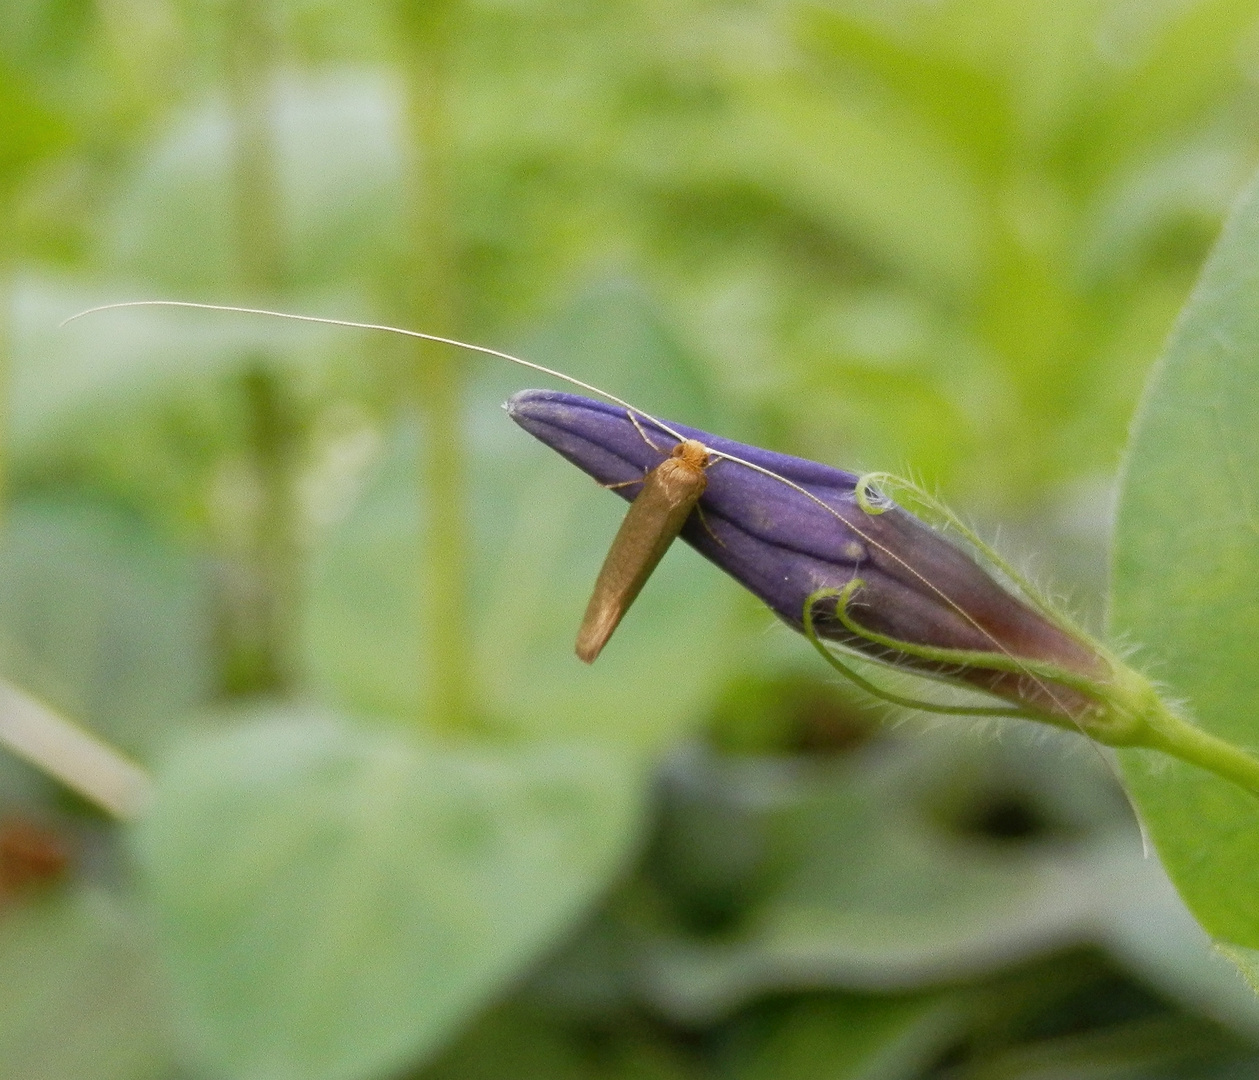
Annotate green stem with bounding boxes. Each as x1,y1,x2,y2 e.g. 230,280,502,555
224,0,283,294
1072,664,1259,799
238,364,300,694
219,0,298,697
0,259,9,530
1138,698,1259,799
395,0,472,733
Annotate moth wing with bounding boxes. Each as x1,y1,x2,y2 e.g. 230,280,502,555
576,460,707,663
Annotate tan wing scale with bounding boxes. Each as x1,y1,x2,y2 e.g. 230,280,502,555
575,440,709,663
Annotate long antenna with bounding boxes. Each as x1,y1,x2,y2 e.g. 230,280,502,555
62,300,691,443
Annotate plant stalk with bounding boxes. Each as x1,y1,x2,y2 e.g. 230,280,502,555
220,0,299,697
1138,700,1259,799
395,0,472,733
0,260,9,530
0,682,151,819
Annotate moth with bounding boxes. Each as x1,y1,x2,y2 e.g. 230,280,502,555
575,438,710,663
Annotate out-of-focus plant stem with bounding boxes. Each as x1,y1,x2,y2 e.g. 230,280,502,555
395,1,472,734
221,0,299,697
0,258,8,530
0,682,151,819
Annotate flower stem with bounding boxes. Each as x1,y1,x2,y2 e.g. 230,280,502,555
1138,698,1259,799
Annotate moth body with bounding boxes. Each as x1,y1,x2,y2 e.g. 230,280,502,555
576,438,709,663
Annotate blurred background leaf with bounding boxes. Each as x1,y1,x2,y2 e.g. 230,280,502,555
135,709,643,1080
0,887,171,1080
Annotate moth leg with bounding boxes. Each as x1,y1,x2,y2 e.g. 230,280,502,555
600,473,646,492
695,504,726,548
626,410,669,454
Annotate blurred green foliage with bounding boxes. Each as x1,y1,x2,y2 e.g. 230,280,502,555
5,1,1259,1078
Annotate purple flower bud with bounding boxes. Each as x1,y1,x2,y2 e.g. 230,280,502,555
506,389,1105,720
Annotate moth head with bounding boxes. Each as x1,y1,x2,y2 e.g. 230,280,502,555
671,438,710,470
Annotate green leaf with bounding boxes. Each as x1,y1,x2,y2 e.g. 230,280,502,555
800,6,1011,179
0,58,71,203
1082,0,1259,177
0,888,172,1080
1111,166,1259,946
422,999,692,1080
1216,944,1259,1000
730,993,967,1080
11,276,341,460
730,74,986,291
103,73,407,292
0,493,211,758
616,728,1134,1019
133,709,643,1080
